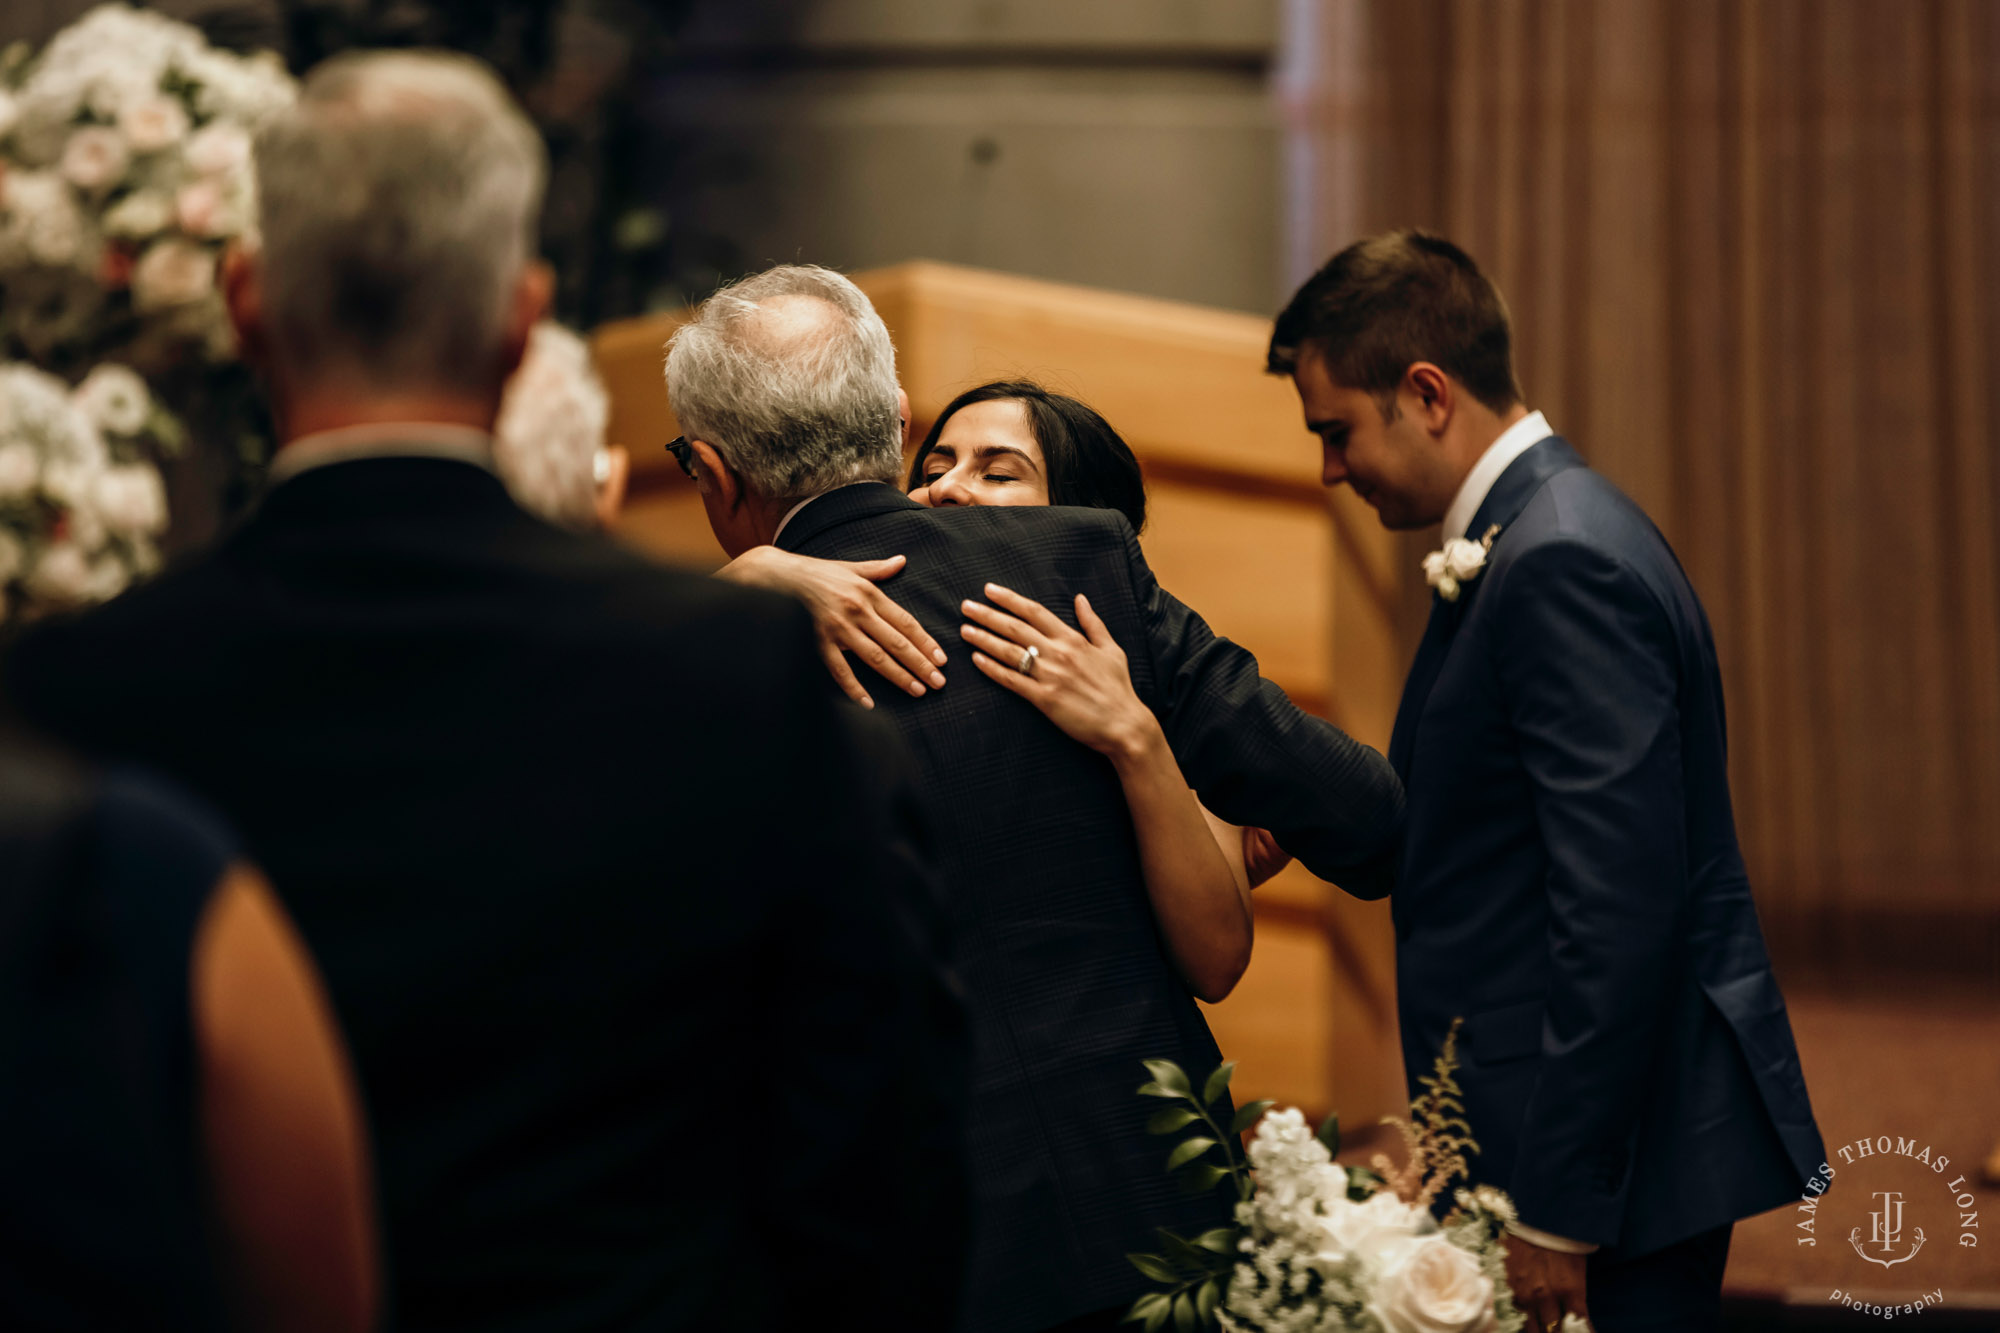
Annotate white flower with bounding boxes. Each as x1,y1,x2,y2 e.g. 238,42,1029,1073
74,363,152,435
0,442,39,500
59,125,132,193
91,463,167,536
175,178,245,239
494,322,611,528
66,502,107,554
3,170,87,266
1422,529,1498,603
103,188,176,240
1369,1236,1496,1333
130,237,215,310
0,529,23,584
23,540,94,604
184,121,252,179
1314,1191,1425,1268
118,94,190,153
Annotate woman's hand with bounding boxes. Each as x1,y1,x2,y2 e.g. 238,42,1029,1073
959,584,1159,762
716,546,947,708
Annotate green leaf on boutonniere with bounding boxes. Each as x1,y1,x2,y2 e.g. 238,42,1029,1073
1230,1099,1275,1133
1142,1059,1193,1097
1147,1106,1201,1135
1122,1292,1169,1325
1195,1277,1221,1322
1136,1081,1180,1099
1172,1291,1199,1333
1201,1060,1235,1106
1166,1136,1217,1170
1177,1162,1232,1194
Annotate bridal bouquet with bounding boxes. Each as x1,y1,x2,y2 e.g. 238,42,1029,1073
0,359,171,621
1127,1024,1532,1333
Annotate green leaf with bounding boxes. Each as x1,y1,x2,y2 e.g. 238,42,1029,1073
1316,1112,1342,1157
1123,1293,1170,1324
1157,1229,1212,1271
1136,1081,1182,1100
1166,1136,1217,1171
1230,1099,1275,1134
1147,1107,1201,1135
1178,1162,1232,1194
1194,1227,1238,1254
1126,1252,1180,1284
1172,1291,1199,1333
1196,1277,1221,1321
1142,1059,1193,1097
1201,1060,1236,1106
1144,1302,1171,1333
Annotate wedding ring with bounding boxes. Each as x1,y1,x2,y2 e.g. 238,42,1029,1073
1017,645,1039,675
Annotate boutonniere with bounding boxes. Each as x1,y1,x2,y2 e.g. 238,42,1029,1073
1422,524,1501,603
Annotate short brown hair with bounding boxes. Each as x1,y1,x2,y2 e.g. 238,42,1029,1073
1267,230,1521,415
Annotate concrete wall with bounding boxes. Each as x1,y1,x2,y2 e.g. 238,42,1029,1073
650,0,1282,313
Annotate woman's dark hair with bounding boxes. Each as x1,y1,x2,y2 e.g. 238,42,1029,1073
905,380,1147,533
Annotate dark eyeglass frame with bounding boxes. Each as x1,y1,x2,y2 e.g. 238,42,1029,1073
664,435,698,480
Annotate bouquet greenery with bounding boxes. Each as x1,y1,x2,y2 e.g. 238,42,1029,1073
1126,1023,1529,1333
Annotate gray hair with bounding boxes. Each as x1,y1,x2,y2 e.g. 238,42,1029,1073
664,265,902,501
253,50,546,391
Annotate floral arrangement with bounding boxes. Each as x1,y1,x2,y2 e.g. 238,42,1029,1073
493,321,612,530
1127,1024,1542,1333
0,3,297,557
0,358,171,622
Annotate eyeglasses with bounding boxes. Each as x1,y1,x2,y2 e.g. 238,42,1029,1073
664,435,698,481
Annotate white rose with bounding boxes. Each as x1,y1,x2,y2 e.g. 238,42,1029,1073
74,364,152,436
184,121,252,179
1314,1190,1425,1267
0,442,39,500
118,95,190,153
3,171,86,266
1421,549,1450,584
103,188,176,240
1370,1236,1497,1333
0,90,20,140
59,125,131,193
175,178,245,239
0,529,23,584
131,238,215,310
23,540,94,604
40,458,95,508
91,464,168,537
1442,537,1488,582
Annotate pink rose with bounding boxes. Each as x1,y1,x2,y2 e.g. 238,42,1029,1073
131,237,216,311
59,126,130,193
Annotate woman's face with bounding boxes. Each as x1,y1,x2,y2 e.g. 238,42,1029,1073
909,399,1051,509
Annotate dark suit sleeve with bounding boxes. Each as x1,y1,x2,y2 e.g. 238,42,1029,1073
1493,540,1686,1246
1115,522,1405,898
756,648,970,1325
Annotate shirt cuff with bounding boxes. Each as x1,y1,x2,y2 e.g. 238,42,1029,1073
1505,1220,1601,1254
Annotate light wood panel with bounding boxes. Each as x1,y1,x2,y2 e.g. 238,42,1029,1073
592,261,1409,1122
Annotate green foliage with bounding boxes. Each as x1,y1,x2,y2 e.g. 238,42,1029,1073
1316,1112,1341,1158
1122,1058,1252,1331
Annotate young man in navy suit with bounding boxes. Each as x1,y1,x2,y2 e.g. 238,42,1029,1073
1269,231,1825,1333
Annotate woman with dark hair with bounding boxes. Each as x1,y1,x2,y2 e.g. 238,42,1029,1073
724,379,1289,1003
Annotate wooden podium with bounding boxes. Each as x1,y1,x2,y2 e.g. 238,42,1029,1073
591,261,1408,1127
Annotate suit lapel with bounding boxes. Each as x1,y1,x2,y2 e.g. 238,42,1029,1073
1386,436,1588,784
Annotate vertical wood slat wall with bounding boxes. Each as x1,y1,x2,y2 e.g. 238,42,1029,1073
592,261,1408,1122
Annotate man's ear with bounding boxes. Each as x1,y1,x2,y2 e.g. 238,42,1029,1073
896,386,912,447
686,438,740,509
1404,361,1454,436
220,242,267,376
499,260,555,382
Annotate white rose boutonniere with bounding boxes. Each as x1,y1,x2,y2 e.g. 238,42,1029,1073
1422,524,1502,603
1370,1234,1498,1333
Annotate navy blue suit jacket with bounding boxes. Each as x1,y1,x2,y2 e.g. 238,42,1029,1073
1382,437,1823,1257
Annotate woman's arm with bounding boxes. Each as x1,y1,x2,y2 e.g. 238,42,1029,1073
194,867,379,1333
959,585,1253,1002
716,546,948,708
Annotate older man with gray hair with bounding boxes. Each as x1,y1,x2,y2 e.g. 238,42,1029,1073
667,264,1404,1333
7,53,969,1331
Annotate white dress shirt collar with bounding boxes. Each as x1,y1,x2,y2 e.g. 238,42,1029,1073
266,422,495,488
1441,409,1554,541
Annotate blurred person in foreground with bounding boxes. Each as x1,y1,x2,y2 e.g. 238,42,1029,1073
665,263,1404,1333
0,730,375,1333
3,51,967,1331
1271,230,1824,1333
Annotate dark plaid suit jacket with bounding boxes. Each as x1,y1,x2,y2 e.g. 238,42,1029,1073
778,483,1404,1333
4,457,970,1333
